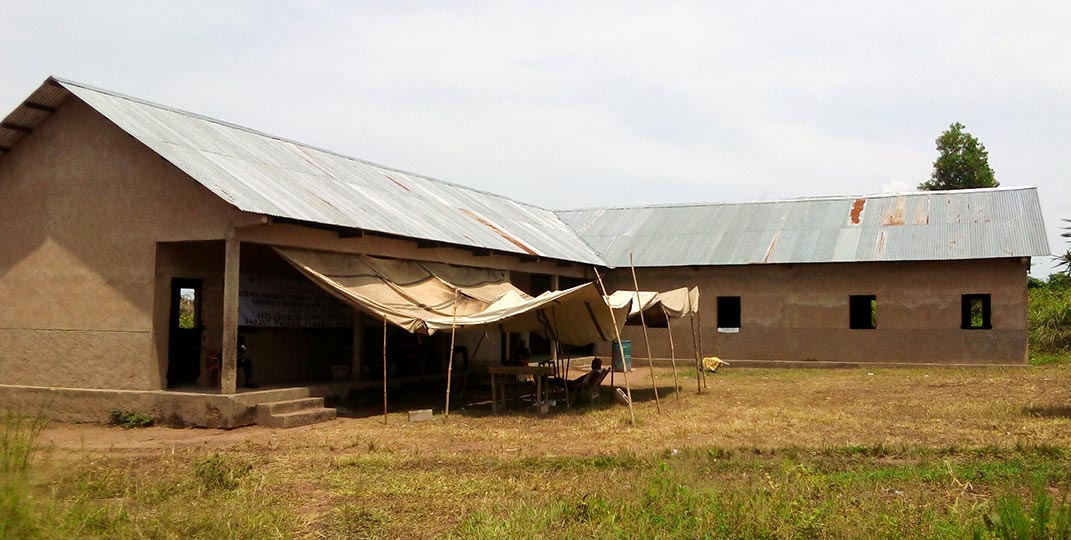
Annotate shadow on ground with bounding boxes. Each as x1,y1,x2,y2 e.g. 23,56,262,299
325,376,669,419
1022,406,1071,419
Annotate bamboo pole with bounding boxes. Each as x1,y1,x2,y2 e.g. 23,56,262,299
629,253,660,414
696,287,708,389
444,288,459,422
593,267,636,427
551,306,569,409
382,315,388,424
663,306,681,401
456,332,486,405
689,311,702,395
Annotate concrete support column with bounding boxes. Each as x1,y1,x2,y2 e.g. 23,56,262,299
352,310,364,379
221,235,240,394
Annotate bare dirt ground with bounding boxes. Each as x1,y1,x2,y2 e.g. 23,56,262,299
37,364,1071,460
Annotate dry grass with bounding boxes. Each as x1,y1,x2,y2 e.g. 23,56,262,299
12,363,1071,539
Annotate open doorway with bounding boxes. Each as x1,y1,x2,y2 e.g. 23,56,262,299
167,278,203,387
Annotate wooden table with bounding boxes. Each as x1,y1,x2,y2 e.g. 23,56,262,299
486,365,553,414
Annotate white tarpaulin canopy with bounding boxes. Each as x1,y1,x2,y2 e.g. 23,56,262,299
274,247,631,346
606,287,700,326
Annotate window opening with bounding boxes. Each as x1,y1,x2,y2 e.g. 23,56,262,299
717,296,741,332
961,294,992,329
849,295,877,329
178,287,198,329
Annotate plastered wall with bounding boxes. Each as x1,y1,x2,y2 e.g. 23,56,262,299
0,97,245,390
599,259,1030,365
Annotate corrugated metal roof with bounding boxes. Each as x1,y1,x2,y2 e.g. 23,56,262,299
556,187,1051,267
1,77,606,266
2,78,1050,270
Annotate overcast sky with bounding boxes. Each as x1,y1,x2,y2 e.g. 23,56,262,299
2,1,1068,274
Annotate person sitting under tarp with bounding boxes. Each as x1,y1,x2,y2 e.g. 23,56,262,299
565,357,610,405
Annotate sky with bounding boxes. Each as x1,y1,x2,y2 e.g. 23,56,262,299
2,1,1068,275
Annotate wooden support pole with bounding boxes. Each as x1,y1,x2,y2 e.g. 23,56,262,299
457,332,486,405
220,234,240,394
696,287,708,389
593,267,635,427
629,253,660,414
444,288,459,422
550,305,569,409
664,306,681,401
689,312,702,395
550,274,560,366
382,315,388,425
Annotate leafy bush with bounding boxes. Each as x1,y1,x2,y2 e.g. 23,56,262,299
1029,284,1071,354
107,410,154,429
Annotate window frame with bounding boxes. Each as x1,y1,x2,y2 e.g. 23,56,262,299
961,294,992,330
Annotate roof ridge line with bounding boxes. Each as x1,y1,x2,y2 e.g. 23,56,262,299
51,76,560,214
556,186,1038,213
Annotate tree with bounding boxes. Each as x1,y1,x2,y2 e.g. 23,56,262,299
1055,218,1071,275
917,122,999,191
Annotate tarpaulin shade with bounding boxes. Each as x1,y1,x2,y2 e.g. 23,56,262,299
274,247,631,346
607,287,699,327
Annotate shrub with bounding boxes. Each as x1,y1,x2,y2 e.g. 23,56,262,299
107,410,154,429
1029,286,1071,354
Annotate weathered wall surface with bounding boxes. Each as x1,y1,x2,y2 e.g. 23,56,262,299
600,259,1029,366
0,93,588,393
0,98,245,390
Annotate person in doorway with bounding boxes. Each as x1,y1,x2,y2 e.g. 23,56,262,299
237,335,257,388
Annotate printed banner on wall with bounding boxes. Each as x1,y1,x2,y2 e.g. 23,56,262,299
238,275,352,328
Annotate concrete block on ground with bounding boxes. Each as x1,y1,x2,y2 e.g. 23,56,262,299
408,409,434,422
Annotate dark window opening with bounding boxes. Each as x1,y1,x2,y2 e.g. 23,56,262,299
717,296,741,329
849,295,877,329
962,294,992,329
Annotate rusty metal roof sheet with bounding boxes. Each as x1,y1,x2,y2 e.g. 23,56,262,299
556,187,1051,267
1,78,606,265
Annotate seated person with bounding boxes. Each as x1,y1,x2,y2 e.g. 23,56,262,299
568,357,605,390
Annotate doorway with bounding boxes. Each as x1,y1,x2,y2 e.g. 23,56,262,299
167,278,203,387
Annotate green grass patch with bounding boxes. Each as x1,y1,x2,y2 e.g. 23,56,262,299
107,410,154,429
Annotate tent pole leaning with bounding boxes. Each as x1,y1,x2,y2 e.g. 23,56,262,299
457,331,486,406
382,315,388,425
663,305,681,401
629,253,660,414
593,267,636,427
689,311,701,395
444,288,459,423
696,286,708,389
551,306,569,409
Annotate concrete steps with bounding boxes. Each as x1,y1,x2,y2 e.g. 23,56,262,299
255,397,336,428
